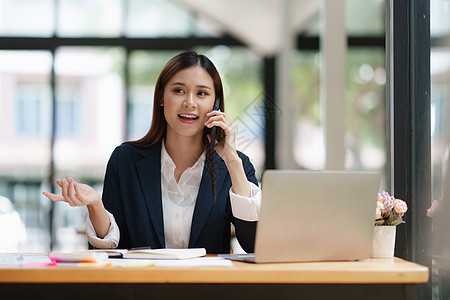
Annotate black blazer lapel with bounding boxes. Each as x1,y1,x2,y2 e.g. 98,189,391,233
135,143,165,248
189,153,227,247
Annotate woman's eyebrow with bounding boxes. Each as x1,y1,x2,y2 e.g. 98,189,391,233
170,82,212,90
170,82,185,86
197,85,213,90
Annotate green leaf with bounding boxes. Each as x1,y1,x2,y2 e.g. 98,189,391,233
390,219,403,226
388,212,394,223
375,220,385,226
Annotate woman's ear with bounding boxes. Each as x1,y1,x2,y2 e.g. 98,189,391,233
160,96,164,106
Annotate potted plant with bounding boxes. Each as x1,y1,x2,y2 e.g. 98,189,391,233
372,191,408,258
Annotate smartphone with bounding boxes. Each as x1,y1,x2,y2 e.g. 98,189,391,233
209,97,221,152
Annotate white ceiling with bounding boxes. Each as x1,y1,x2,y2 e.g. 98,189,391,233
173,0,320,55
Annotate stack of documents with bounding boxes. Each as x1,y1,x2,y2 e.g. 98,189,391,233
88,248,206,259
122,248,206,259
0,248,232,267
48,251,108,263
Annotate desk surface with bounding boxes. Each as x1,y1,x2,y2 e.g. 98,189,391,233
0,257,428,284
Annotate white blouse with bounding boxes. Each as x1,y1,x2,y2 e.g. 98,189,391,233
86,143,261,249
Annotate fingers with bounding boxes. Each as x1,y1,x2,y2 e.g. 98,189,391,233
60,178,70,205
65,177,83,207
205,112,234,133
73,181,82,201
42,191,65,202
48,177,83,207
205,110,228,124
67,177,76,200
205,112,238,157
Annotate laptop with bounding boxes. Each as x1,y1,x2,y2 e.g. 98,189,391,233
220,170,380,263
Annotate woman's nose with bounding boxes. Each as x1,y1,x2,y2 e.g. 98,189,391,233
183,93,197,108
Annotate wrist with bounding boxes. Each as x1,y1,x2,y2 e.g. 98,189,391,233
87,197,104,213
222,152,241,166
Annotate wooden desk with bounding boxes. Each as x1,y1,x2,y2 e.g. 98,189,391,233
0,257,428,300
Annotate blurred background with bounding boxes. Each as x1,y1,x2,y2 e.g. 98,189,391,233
0,0,388,251
0,0,448,297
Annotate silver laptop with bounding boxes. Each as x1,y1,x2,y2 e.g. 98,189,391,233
221,170,380,263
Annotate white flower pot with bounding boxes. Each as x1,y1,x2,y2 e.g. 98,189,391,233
372,225,396,258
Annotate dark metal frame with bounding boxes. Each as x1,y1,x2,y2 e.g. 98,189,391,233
389,0,431,299
263,56,276,169
0,36,243,50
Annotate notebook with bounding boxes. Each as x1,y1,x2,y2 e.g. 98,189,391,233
87,248,207,260
221,170,380,263
122,248,206,260
48,251,109,263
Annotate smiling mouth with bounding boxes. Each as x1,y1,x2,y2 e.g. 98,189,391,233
178,114,199,121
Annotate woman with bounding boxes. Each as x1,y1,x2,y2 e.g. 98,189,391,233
43,51,261,254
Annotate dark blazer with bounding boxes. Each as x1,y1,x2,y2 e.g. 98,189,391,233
100,141,258,254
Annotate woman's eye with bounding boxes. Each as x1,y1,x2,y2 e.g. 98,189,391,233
173,88,184,94
198,91,208,96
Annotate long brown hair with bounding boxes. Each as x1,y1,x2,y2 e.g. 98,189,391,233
125,51,225,201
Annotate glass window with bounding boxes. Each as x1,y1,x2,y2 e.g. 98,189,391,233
125,0,194,37
126,0,224,38
430,1,450,298
56,83,81,138
302,0,385,37
128,50,181,140
52,46,125,250
431,0,450,37
0,50,52,171
0,50,52,252
345,48,386,171
293,1,386,171
291,50,323,169
0,0,54,36
15,82,51,138
57,0,122,37
346,0,385,36
292,48,386,172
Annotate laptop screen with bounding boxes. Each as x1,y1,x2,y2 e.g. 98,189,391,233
253,170,380,263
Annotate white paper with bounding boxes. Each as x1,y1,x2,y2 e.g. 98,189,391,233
109,256,232,267
0,253,53,265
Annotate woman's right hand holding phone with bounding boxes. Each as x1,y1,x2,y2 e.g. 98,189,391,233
42,177,101,208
